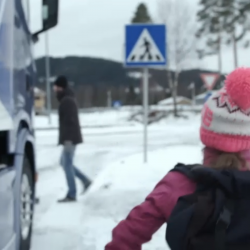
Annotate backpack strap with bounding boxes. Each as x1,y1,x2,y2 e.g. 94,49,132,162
215,199,235,250
186,192,215,242
171,163,203,181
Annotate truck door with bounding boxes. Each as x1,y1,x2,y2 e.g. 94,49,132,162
0,0,14,132
0,0,17,248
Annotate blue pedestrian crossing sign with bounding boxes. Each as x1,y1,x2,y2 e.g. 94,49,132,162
125,24,167,67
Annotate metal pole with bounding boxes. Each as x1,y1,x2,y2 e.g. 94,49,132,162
45,31,51,124
143,68,149,163
107,90,112,107
192,85,196,112
192,84,196,107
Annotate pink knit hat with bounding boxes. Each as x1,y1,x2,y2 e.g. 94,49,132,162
200,67,250,152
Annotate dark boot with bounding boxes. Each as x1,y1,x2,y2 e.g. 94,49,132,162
81,181,92,194
58,196,76,203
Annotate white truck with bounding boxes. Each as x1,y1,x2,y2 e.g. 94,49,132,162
0,0,59,249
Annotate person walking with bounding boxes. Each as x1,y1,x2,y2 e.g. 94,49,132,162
105,67,250,249
53,76,91,202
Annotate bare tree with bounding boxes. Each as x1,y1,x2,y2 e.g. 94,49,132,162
158,0,198,116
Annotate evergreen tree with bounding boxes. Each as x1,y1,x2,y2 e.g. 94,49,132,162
196,0,221,42
131,3,153,23
239,0,250,11
196,0,222,75
197,0,250,70
217,0,249,68
238,0,250,49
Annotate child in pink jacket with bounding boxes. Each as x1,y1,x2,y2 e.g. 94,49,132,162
105,67,250,250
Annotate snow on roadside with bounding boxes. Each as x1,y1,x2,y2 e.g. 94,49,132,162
85,145,203,249
35,107,201,129
33,110,202,249
35,112,201,173
34,108,135,129
33,145,203,250
90,145,202,193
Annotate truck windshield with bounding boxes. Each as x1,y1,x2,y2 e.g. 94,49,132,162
21,0,30,25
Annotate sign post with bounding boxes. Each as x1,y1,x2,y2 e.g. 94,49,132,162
188,82,196,108
143,68,149,162
125,24,167,163
45,31,51,125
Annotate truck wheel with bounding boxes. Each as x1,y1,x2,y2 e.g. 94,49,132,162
20,157,34,250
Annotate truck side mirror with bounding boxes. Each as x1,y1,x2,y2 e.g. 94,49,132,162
42,0,59,31
32,0,59,42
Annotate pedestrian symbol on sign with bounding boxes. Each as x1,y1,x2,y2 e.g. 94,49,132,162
127,28,165,63
140,38,152,60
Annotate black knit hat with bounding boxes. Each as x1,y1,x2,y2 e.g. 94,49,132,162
54,76,68,89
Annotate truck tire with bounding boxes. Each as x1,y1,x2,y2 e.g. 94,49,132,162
19,157,34,250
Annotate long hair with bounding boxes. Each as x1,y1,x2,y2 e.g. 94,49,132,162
203,147,250,170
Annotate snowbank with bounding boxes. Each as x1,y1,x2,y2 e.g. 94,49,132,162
158,96,192,106
91,145,202,196
33,145,203,250
86,145,203,249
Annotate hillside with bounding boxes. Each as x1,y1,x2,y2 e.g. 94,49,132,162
35,56,224,108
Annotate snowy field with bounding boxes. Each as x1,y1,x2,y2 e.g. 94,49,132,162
32,110,202,249
34,106,201,129
35,107,139,129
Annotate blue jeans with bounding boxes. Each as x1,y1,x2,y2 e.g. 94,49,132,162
60,145,90,199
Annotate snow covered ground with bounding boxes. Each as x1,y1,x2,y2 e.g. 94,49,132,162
31,111,202,249
34,106,201,129
35,107,138,129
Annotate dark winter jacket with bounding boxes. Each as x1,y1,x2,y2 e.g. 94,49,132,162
57,88,83,145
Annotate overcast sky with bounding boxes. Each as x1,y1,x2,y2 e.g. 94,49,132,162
30,0,250,74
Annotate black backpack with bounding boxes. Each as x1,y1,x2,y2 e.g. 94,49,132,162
166,163,250,250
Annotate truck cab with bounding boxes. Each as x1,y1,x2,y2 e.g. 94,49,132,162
0,0,59,249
